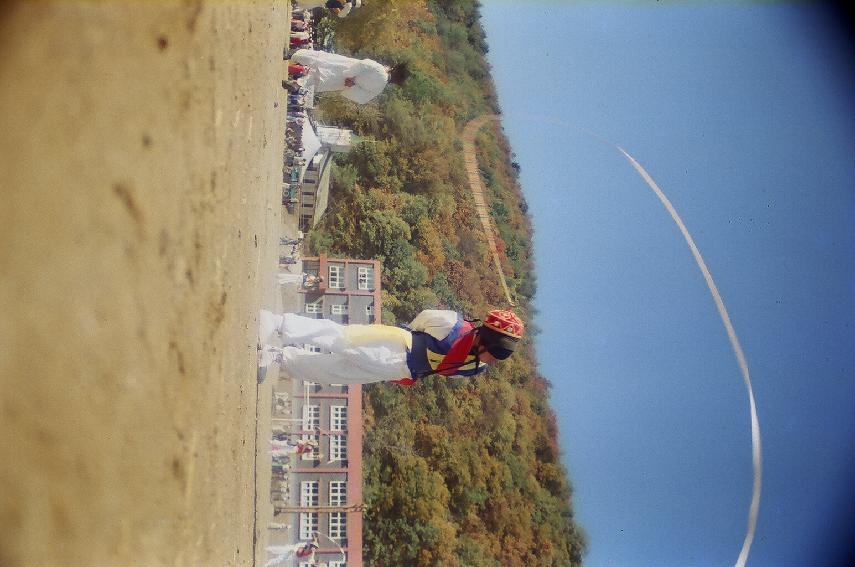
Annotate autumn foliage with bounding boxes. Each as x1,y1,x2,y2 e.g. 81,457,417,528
307,1,586,564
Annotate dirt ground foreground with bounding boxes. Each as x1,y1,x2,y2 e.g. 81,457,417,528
0,2,290,565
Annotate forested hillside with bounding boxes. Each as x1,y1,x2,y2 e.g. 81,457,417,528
307,1,587,564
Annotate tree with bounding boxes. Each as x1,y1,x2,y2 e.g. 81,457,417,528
314,2,588,564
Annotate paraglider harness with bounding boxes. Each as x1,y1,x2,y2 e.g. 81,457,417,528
392,318,484,385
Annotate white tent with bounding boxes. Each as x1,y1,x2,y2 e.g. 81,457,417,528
316,125,353,153
300,121,322,177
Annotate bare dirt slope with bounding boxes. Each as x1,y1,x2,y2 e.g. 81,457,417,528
0,2,289,565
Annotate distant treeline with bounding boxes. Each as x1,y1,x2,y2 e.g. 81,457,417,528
308,1,587,565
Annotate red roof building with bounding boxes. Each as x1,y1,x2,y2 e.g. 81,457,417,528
272,255,381,567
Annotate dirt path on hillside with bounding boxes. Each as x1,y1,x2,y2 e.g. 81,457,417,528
0,2,289,566
462,114,515,307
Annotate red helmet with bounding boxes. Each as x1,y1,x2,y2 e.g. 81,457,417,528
483,309,524,339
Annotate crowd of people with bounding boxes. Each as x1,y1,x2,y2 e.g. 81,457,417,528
278,233,303,273
282,10,312,215
265,397,329,565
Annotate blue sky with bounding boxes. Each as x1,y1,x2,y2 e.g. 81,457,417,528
481,3,855,566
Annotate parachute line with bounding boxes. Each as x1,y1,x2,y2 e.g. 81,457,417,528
614,145,762,567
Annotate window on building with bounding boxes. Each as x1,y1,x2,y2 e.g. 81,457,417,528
329,481,347,505
328,265,343,289
302,405,320,430
299,481,319,540
330,434,347,461
329,561,346,567
301,481,319,506
329,479,348,539
365,303,374,320
331,304,347,315
330,406,347,432
357,266,372,290
305,302,321,315
304,345,322,353
299,512,318,541
302,405,320,460
329,512,347,540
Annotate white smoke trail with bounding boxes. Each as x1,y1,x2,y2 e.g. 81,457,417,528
484,113,761,564
614,146,762,567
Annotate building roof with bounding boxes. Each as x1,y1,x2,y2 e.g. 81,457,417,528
311,152,333,227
